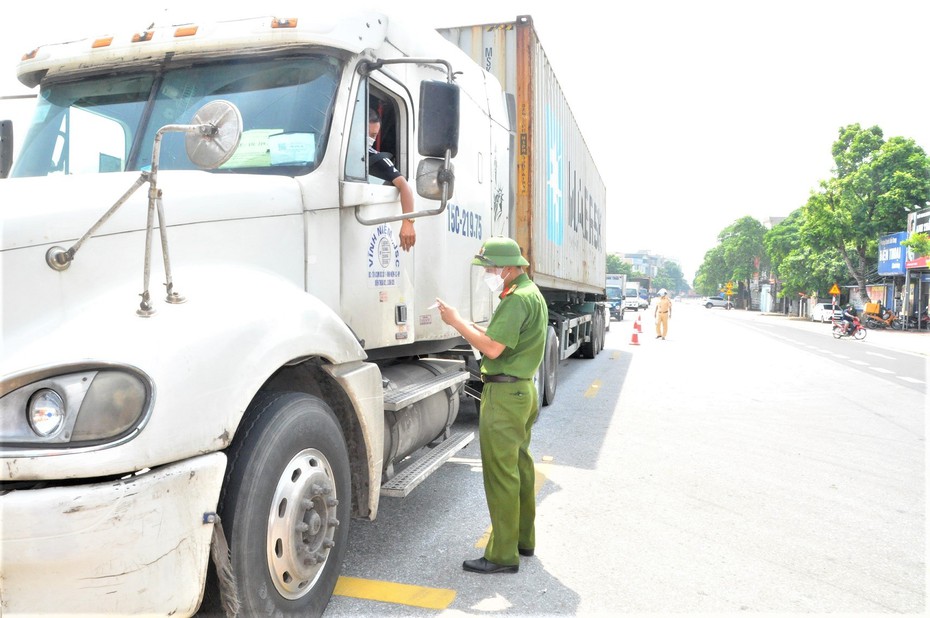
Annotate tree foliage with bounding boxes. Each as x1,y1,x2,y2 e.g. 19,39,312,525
802,124,930,303
693,217,766,305
902,232,930,257
764,208,846,298
653,261,687,295
688,125,928,305
606,254,633,275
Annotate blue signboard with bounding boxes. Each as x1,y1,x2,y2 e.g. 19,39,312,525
878,232,907,276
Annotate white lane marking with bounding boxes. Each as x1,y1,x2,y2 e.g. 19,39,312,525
849,360,869,366
866,351,895,360
898,376,924,384
870,367,894,374
833,354,850,359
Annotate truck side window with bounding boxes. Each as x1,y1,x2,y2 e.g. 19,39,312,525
345,78,406,184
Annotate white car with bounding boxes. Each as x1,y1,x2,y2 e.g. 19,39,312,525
810,302,842,323
702,295,732,309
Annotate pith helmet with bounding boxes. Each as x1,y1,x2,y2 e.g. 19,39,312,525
472,237,529,267
659,288,668,296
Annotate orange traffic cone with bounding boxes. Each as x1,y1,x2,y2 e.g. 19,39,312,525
634,315,642,333
629,330,640,345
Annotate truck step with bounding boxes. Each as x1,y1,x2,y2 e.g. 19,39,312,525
383,369,468,411
380,430,474,498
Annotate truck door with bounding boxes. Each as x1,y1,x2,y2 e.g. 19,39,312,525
339,76,419,351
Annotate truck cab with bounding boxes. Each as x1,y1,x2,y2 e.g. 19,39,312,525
0,13,510,616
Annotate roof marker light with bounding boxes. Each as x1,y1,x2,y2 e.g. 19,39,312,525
272,18,298,29
91,37,114,49
174,25,198,38
132,31,154,43
21,48,39,61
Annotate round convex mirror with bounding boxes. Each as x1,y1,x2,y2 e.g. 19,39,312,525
185,100,243,169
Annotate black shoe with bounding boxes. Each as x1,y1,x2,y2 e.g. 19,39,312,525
655,335,661,339
462,557,519,574
518,548,535,557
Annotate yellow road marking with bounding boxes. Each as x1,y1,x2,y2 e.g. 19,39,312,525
333,576,456,609
584,379,602,398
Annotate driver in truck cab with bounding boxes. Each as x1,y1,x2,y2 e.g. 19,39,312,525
368,108,416,251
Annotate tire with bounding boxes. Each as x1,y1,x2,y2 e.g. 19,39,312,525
542,326,558,406
854,327,867,341
832,325,843,339
705,303,713,309
579,313,599,359
892,318,903,330
216,392,351,617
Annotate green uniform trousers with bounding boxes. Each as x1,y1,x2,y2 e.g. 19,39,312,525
479,380,538,566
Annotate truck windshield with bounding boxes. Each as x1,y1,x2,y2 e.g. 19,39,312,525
12,56,342,178
606,287,623,300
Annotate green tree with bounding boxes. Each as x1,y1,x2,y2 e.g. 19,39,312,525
719,216,766,308
764,208,846,299
902,232,930,257
653,261,686,295
803,124,930,304
694,245,728,296
606,254,633,275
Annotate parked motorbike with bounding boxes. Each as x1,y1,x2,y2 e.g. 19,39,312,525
862,308,903,330
832,316,867,340
904,308,929,329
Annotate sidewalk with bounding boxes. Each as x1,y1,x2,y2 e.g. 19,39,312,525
759,311,929,356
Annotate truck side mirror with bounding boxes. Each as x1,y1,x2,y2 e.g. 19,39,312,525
415,158,455,200
0,120,12,179
418,81,459,158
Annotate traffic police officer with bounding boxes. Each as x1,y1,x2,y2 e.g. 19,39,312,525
435,237,547,574
654,288,672,339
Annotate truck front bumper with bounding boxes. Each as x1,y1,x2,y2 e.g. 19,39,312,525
0,451,226,616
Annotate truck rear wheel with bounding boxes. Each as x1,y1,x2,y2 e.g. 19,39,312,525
579,313,601,359
216,391,350,617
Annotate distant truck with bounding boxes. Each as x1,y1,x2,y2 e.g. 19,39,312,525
1,11,606,616
624,281,647,311
606,274,626,320
629,275,652,306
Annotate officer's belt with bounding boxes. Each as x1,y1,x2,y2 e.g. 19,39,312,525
481,374,529,383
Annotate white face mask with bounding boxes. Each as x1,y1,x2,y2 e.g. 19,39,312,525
367,136,376,149
484,268,506,293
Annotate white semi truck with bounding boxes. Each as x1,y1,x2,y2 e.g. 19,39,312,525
0,12,606,616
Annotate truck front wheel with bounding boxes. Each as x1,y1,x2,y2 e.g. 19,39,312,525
217,391,351,617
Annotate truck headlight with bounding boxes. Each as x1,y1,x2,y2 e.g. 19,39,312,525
1,363,153,449
27,389,65,437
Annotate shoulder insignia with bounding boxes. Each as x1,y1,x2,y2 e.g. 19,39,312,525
500,284,518,299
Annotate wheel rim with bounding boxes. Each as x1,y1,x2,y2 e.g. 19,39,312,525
267,448,339,600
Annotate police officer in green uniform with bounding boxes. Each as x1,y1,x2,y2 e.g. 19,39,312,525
435,237,548,574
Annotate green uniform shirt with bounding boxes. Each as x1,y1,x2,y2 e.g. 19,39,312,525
482,273,547,379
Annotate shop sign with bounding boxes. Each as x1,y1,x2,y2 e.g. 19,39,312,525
878,232,906,275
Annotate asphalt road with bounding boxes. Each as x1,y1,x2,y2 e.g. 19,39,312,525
325,302,926,616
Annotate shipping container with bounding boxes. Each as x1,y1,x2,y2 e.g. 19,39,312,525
439,16,607,297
